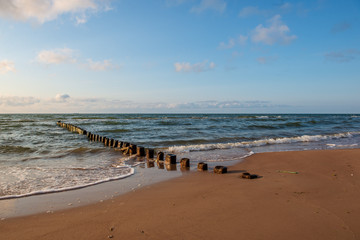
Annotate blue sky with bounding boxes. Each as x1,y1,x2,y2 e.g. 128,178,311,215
0,0,359,113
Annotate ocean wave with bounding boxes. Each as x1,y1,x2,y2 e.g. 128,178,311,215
168,132,360,153
102,129,130,133
0,145,36,154
0,166,134,200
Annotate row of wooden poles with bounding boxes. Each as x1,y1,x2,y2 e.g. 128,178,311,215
56,121,228,173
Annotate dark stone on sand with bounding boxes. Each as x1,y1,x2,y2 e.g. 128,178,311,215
241,173,258,179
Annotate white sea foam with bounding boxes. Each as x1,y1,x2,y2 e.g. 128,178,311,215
168,132,360,153
0,166,134,200
327,143,358,148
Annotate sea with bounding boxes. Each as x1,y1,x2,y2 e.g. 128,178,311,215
1,114,360,200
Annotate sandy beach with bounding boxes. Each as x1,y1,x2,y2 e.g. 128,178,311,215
1,148,360,239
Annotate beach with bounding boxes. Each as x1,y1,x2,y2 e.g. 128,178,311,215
1,148,359,239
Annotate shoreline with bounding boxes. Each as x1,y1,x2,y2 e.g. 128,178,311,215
1,148,360,239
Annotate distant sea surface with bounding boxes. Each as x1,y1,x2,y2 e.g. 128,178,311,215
1,114,360,199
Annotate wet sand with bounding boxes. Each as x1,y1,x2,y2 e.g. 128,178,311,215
1,149,360,240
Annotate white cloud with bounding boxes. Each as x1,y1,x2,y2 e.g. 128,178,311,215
219,35,247,50
36,48,77,65
55,93,70,102
0,60,16,74
35,48,118,71
174,60,216,73
251,15,297,45
0,0,108,24
219,38,236,49
85,59,118,71
191,0,226,14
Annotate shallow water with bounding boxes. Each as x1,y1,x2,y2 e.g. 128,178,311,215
1,114,359,199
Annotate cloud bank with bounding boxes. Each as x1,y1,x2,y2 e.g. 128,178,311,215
0,95,285,113
0,0,109,24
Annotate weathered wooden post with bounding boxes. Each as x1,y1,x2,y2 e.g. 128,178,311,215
137,146,145,156
214,166,227,174
197,162,208,171
165,154,176,165
180,158,190,169
129,144,137,155
157,152,164,161
113,140,119,148
146,149,154,159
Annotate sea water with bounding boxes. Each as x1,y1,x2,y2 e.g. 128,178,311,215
1,114,360,199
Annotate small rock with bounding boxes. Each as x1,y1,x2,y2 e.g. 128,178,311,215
108,235,114,238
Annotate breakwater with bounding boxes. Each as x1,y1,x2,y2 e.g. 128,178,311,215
56,121,198,172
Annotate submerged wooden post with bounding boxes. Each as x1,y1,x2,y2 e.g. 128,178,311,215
147,160,155,168
157,161,164,169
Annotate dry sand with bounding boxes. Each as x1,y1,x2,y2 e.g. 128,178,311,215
1,149,360,240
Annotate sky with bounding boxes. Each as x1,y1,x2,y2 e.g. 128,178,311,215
0,0,359,113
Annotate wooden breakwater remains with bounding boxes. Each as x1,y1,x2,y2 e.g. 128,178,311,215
56,121,232,174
